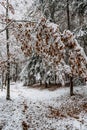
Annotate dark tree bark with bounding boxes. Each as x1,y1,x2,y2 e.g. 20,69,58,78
54,74,56,85
70,76,73,96
45,81,47,88
6,0,10,100
67,0,70,30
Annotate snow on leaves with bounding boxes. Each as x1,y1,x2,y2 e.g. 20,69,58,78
62,30,87,78
13,17,87,85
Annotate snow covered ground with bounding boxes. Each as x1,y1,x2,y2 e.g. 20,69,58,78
0,82,87,130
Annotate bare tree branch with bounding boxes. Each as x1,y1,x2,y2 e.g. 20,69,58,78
0,19,37,34
0,21,6,24
0,20,13,33
13,20,37,23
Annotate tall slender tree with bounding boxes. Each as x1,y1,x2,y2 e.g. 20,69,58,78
6,0,10,100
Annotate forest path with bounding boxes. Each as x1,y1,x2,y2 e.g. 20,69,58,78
0,82,68,130
0,82,87,130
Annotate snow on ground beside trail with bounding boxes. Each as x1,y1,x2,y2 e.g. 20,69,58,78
0,82,87,130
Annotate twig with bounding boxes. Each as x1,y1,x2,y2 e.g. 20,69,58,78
0,20,13,33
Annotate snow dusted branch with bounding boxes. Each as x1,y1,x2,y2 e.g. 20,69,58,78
0,20,13,33
13,20,37,23
0,19,37,33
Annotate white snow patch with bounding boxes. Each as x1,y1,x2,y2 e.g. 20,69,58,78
0,82,87,130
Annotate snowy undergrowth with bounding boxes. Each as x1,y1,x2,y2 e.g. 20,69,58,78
0,82,87,130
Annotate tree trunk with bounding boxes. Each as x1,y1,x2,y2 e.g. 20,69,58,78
15,62,18,82
6,0,10,100
67,0,70,30
1,70,4,91
40,80,42,85
70,76,73,96
55,74,57,85
45,82,47,88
